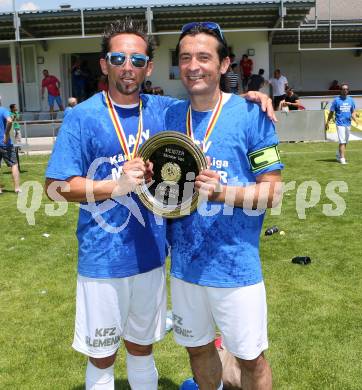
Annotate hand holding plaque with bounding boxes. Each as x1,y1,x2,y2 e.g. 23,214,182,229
136,131,207,218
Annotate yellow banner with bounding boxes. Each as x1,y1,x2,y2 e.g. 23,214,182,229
325,109,362,133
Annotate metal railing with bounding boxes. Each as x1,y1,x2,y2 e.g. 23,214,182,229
16,118,62,154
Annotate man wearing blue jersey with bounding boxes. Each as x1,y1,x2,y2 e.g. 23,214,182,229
45,19,177,390
0,99,21,194
165,23,283,390
326,83,358,164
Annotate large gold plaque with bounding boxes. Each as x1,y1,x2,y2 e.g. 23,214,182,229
136,131,207,218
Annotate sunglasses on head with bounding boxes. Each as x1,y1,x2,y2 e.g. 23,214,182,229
106,52,149,68
181,21,224,41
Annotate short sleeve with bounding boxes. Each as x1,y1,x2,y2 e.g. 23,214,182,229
45,112,86,180
158,95,179,110
330,99,336,112
1,109,11,121
247,105,284,176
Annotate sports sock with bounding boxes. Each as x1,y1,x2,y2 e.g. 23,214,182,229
126,352,158,390
85,360,114,390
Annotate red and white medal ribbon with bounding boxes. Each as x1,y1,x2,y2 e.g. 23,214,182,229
104,91,143,161
186,92,223,150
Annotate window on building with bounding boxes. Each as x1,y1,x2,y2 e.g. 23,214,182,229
0,47,12,83
169,50,180,80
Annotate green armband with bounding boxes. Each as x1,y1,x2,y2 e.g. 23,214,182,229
248,145,281,173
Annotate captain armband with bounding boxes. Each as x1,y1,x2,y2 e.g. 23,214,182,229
247,145,281,173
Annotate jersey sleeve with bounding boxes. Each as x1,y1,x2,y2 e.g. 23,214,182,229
2,109,11,121
247,104,284,176
351,98,356,112
330,99,336,112
45,112,86,180
156,95,179,111
163,100,187,133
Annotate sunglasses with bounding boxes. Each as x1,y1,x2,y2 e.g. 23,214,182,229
106,52,149,68
181,21,224,41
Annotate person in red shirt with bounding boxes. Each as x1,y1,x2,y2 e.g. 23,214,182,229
41,69,64,117
239,54,253,92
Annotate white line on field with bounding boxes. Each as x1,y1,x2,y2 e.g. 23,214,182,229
280,149,360,155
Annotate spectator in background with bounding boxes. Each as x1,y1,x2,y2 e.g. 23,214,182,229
247,68,265,91
279,87,300,111
71,59,86,102
153,87,164,95
142,80,154,94
239,54,253,92
229,52,236,66
325,83,357,164
225,63,240,94
64,97,78,117
329,80,340,91
0,98,21,194
269,69,288,110
9,104,21,144
41,69,64,118
81,60,92,99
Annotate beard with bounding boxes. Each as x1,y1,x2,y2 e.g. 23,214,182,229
115,80,140,96
113,71,140,96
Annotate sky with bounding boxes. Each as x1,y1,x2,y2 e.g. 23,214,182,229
0,0,284,13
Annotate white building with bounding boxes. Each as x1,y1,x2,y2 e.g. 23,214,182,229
0,0,361,111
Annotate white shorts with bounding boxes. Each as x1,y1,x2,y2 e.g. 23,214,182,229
72,266,166,359
337,125,350,144
171,278,268,360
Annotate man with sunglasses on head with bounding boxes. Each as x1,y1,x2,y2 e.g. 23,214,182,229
165,22,283,390
325,83,358,164
45,17,276,390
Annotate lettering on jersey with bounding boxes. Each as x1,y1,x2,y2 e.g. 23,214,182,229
193,139,212,154
109,129,151,180
210,157,228,170
216,170,228,184
248,145,281,173
109,154,126,165
111,165,123,181
208,157,229,184
85,327,120,348
340,102,352,113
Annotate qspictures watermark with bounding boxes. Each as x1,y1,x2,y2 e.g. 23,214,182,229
16,179,348,230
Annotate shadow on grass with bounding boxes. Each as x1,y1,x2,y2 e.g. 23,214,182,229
0,188,16,193
2,169,28,174
72,377,179,389
315,158,339,163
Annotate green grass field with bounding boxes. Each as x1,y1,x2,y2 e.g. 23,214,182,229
1,141,362,389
